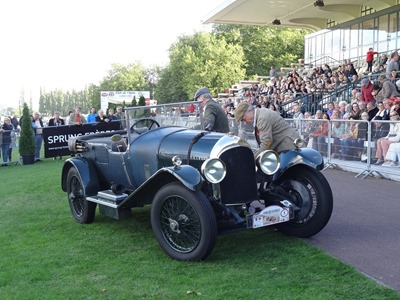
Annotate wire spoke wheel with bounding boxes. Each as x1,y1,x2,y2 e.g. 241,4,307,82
66,167,96,224
151,182,217,261
160,196,201,253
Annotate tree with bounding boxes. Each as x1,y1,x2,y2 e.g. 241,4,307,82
19,103,35,157
99,62,147,92
212,24,308,77
138,95,146,106
155,32,246,103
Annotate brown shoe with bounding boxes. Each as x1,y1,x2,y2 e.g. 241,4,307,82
374,159,384,165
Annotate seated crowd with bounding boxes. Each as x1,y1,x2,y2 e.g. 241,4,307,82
219,51,400,168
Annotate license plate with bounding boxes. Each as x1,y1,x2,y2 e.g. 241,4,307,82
246,205,291,229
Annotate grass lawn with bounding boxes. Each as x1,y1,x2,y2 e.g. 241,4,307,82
0,157,399,299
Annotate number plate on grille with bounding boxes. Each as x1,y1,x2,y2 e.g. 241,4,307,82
246,205,291,229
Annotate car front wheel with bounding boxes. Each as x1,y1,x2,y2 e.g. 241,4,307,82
66,167,96,224
276,167,333,238
151,182,217,261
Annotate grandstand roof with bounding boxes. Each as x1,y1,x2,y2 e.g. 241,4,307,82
202,0,399,31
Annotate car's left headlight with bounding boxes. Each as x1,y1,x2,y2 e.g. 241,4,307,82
201,158,226,183
256,150,280,175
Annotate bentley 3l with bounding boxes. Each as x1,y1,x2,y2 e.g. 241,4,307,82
61,101,333,261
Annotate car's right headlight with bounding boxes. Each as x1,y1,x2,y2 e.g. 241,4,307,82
201,158,226,184
256,150,280,175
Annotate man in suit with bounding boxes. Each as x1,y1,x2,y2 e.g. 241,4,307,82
193,87,229,133
235,102,300,157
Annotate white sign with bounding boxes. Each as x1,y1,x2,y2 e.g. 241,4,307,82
100,91,151,111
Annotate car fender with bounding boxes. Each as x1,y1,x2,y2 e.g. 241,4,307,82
61,158,100,196
120,165,203,208
273,148,324,180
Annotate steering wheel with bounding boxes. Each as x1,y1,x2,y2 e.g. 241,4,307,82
130,118,160,134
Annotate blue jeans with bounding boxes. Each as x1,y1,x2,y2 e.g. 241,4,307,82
35,135,43,160
1,143,10,163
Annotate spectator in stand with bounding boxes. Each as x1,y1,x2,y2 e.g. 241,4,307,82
32,112,44,162
371,116,390,141
344,63,357,80
382,99,393,120
292,102,303,132
48,111,65,127
340,115,358,160
68,107,86,125
309,111,329,156
353,112,370,159
366,48,378,72
269,66,277,78
1,117,14,166
374,101,385,119
378,53,388,69
386,51,399,79
338,101,347,119
385,142,400,167
360,77,375,105
396,80,400,93
95,109,110,123
376,74,400,102
390,70,400,81
366,102,378,121
301,111,313,146
375,112,400,165
268,103,277,111
87,107,98,123
323,101,333,115
351,102,361,120
331,115,345,158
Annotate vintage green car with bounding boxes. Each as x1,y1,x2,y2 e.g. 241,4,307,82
61,101,333,261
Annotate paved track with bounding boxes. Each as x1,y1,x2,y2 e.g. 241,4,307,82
305,169,400,292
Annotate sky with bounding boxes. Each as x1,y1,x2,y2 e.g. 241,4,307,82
0,0,225,110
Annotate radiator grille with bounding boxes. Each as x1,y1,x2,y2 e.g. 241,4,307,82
219,147,258,204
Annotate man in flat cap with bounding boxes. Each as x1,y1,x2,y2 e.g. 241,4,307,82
194,87,229,133
235,102,300,157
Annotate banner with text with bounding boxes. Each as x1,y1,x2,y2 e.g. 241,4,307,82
42,121,122,158
100,91,150,111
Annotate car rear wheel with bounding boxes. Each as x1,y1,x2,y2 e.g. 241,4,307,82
276,167,333,238
66,167,96,224
151,182,217,261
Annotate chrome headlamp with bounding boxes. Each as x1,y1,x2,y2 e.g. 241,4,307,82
201,158,226,184
294,138,304,149
256,150,280,175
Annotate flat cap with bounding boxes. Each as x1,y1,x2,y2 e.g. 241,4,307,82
193,87,210,101
234,102,250,123
361,78,369,87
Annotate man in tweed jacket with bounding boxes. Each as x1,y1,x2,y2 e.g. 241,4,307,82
235,102,300,157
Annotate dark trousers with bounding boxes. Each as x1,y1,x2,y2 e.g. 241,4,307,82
367,61,373,72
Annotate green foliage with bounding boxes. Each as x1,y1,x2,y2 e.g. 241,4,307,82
99,62,147,92
138,95,146,106
18,103,36,156
131,96,137,107
155,32,246,103
212,24,309,77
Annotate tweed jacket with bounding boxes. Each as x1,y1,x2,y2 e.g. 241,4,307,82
254,108,300,156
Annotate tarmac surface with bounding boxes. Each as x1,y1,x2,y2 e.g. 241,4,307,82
305,168,400,292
